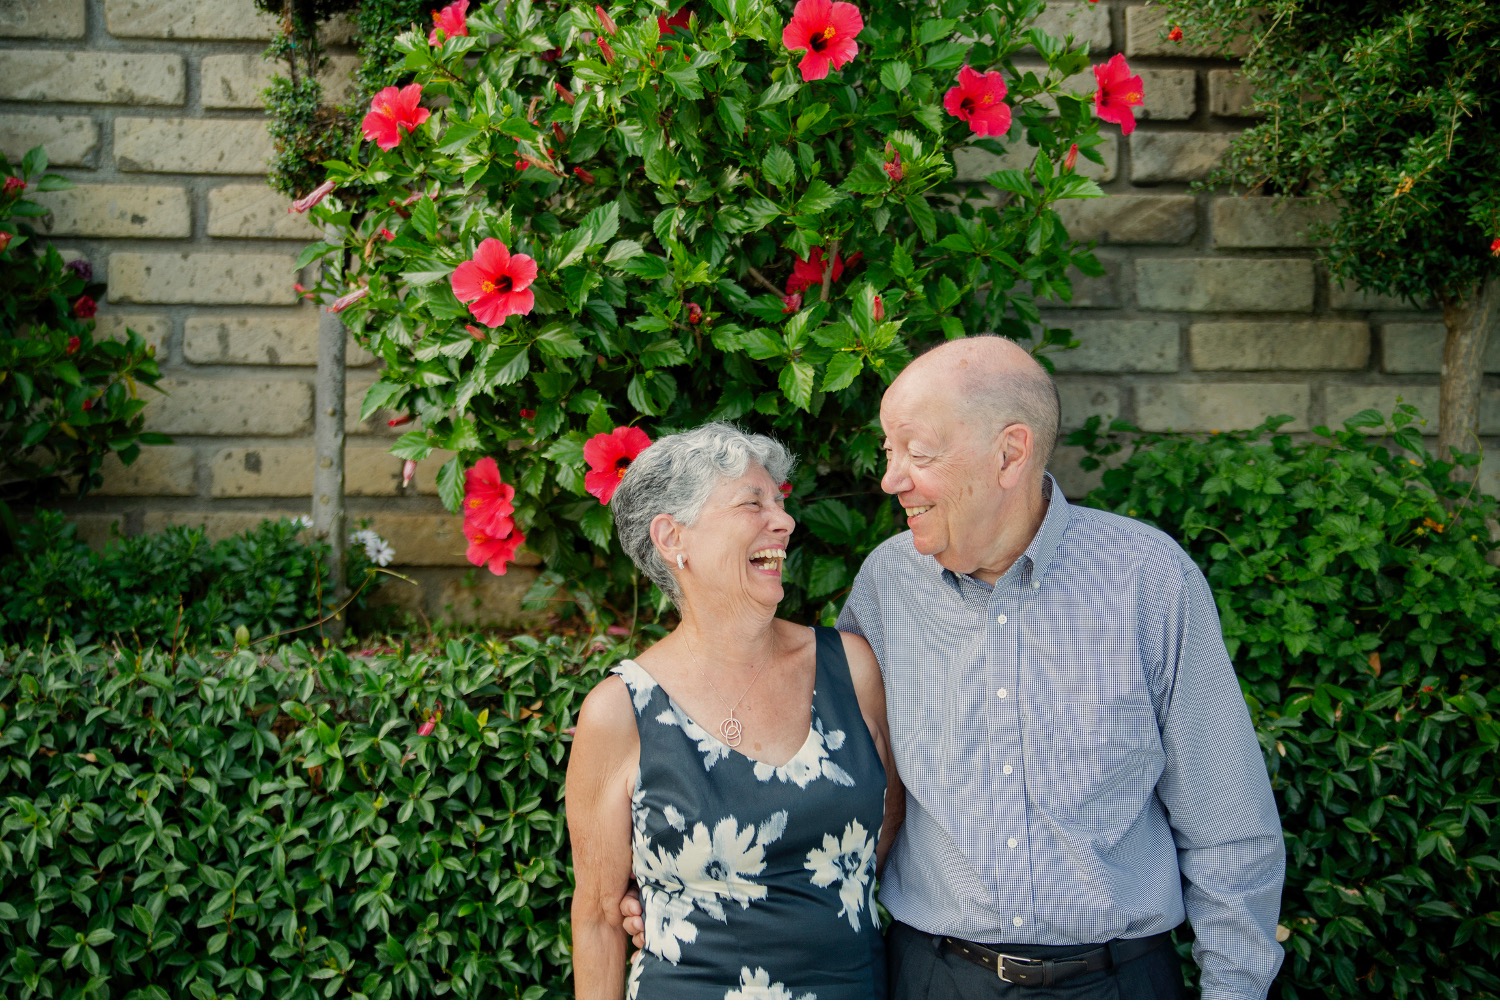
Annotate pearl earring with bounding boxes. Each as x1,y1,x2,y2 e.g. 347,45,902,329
676,554,685,570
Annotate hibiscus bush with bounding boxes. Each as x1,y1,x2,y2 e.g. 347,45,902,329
302,0,1139,621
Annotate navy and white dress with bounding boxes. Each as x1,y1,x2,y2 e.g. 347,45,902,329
617,626,887,999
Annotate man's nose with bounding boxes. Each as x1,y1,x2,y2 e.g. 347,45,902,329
881,459,909,496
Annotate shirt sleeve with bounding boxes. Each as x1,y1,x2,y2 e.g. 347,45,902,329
1154,557,1286,998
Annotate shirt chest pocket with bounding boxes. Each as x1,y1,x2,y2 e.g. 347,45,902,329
1028,703,1165,833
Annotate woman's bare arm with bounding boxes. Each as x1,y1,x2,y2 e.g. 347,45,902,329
840,631,904,870
565,676,639,998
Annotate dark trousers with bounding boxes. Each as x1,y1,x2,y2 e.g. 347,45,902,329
887,921,1187,1000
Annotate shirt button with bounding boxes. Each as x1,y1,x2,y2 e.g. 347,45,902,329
1007,837,1018,849
996,688,1008,699
1003,764,1013,775
996,614,1008,625
1031,580,1040,590
1013,916,1025,928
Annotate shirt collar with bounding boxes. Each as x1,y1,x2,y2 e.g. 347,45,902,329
938,471,1071,592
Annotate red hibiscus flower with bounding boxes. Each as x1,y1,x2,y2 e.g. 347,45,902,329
685,301,703,325
66,336,81,354
883,149,903,182
658,8,691,34
1093,54,1145,136
584,426,652,504
450,238,538,326
943,65,1012,137
779,481,793,498
428,0,468,44
463,457,518,538
519,408,536,419
82,398,93,411
782,0,864,82
72,296,97,319
782,292,803,314
786,246,844,295
2,176,24,196
466,524,526,575
361,83,431,151
1168,25,1183,42
1490,237,1500,257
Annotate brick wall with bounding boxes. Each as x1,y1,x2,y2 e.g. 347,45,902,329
2,0,1495,624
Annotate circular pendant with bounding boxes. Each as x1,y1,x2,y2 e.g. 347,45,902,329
720,716,743,748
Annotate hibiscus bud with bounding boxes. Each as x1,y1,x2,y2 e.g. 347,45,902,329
514,156,531,171
465,324,487,339
65,259,93,281
293,282,314,301
0,231,10,254
872,294,885,322
1063,143,1079,172
1168,25,1183,42
2,176,24,196
594,4,617,35
82,398,94,411
573,166,596,185
519,408,537,420
553,81,575,104
553,122,567,144
782,292,802,314
883,154,903,182
540,47,561,62
66,336,81,355
386,198,412,219
379,227,396,241
73,295,97,319
402,459,418,487
844,251,863,271
417,715,437,736
387,413,413,427
328,287,370,313
685,301,703,325
597,37,616,63
290,178,337,213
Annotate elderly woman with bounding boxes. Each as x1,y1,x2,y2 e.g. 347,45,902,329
566,422,901,999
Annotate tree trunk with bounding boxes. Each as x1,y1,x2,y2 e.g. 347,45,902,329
1438,274,1498,489
312,228,348,638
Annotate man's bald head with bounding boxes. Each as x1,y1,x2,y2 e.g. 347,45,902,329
891,335,1061,468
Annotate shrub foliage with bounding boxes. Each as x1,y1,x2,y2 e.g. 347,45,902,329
0,632,623,997
1071,406,1500,998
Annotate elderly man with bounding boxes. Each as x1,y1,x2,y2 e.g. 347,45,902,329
622,335,1284,997
836,335,1284,998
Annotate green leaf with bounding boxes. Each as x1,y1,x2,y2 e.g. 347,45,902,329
664,64,703,99
778,359,815,410
360,380,406,420
410,197,440,241
757,74,801,108
879,61,912,93
796,180,844,216
435,122,482,154
904,193,937,242
761,147,796,189
820,351,863,392
437,457,464,511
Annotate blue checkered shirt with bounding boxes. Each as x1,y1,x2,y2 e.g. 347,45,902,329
837,476,1285,998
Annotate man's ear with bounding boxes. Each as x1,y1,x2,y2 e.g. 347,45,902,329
649,513,683,562
996,423,1034,485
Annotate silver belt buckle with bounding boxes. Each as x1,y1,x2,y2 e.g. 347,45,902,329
996,953,1041,984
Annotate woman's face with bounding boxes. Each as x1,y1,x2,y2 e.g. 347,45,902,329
676,463,795,611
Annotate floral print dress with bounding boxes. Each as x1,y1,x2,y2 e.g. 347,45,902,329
617,626,887,999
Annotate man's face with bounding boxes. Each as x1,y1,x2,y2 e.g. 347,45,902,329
879,378,1004,577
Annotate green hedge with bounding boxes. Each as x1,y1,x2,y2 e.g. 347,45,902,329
0,632,627,998
1073,407,1500,998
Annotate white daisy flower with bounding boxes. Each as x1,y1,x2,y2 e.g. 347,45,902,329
640,886,698,963
674,816,772,921
724,965,817,999
803,820,876,933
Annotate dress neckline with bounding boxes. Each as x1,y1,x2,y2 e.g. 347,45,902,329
618,634,821,772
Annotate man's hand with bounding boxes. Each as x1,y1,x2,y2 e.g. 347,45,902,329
620,886,645,950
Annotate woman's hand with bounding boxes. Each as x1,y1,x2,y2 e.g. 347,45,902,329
566,677,639,998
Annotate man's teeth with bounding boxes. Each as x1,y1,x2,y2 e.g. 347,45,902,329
905,505,932,517
749,548,785,569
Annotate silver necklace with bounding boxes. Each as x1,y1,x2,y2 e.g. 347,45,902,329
683,636,768,748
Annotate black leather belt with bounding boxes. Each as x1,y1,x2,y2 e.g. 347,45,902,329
939,931,1171,987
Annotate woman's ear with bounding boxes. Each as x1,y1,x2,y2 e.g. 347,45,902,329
649,513,683,562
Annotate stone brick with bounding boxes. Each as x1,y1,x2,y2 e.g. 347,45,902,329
94,313,170,357
184,312,315,364
1327,281,1431,312
1055,195,1196,245
354,513,469,567
206,183,323,240
955,134,1117,185
1136,258,1315,312
98,444,197,496
201,52,362,109
209,445,313,497
1049,444,1104,499
1136,69,1195,122
1211,196,1334,249
1190,321,1369,371
114,117,273,175
1051,320,1179,373
1208,69,1258,118
66,512,129,549
1381,322,1500,375
1129,132,1233,184
0,51,184,105
1048,258,1121,309
346,372,385,434
347,445,452,496
142,376,312,435
1135,382,1310,432
140,509,296,539
1125,5,1243,58
432,566,542,627
34,184,191,238
108,252,300,305
0,0,85,37
1032,2,1112,52
1324,385,1500,435
0,114,99,166
104,0,279,40
1056,379,1120,428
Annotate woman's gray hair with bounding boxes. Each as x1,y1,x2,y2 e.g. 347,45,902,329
610,422,794,607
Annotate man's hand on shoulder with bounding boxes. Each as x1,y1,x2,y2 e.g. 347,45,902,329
620,886,644,949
